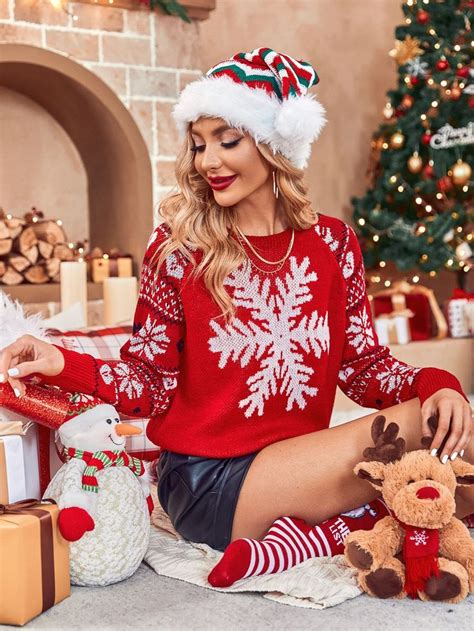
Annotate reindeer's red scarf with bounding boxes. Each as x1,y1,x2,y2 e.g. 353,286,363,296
396,519,440,598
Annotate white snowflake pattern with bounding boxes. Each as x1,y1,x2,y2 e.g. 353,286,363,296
342,250,355,279
346,305,376,355
338,366,355,383
128,314,170,361
405,57,429,78
409,529,428,546
99,363,144,400
208,256,330,418
315,224,339,252
375,362,421,398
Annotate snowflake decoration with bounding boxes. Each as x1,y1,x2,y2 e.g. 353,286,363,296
409,529,428,547
129,314,170,361
405,56,429,78
376,362,420,397
100,362,144,400
315,224,339,252
346,305,376,355
208,257,330,418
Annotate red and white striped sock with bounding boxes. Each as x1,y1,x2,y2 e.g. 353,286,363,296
208,497,390,587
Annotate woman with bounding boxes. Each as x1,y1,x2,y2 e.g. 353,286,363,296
0,48,472,589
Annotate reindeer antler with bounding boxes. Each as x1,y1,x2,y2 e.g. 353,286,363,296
362,415,407,464
420,413,450,453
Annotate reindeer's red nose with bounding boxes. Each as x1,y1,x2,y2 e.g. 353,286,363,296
416,486,440,500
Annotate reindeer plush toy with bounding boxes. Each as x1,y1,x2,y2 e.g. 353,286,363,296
344,415,474,603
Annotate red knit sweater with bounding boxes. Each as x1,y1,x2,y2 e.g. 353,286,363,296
43,213,467,456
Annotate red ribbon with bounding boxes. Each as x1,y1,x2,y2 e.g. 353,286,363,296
450,288,474,301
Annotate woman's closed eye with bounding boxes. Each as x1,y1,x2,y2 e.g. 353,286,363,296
190,139,242,154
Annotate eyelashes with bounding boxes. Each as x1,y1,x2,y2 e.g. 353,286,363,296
190,139,242,154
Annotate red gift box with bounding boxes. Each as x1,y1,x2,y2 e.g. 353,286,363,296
371,280,448,342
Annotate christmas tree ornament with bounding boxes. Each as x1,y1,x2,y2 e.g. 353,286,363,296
410,76,420,86
437,176,453,193
452,160,472,186
456,67,470,79
450,85,462,100
469,96,474,108
436,59,449,71
401,94,415,108
390,131,405,149
443,229,455,243
408,152,423,173
383,102,394,119
455,241,472,262
389,36,423,65
416,10,430,25
421,132,432,145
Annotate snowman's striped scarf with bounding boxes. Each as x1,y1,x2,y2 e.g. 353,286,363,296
66,448,145,493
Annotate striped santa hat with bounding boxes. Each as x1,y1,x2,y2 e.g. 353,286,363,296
172,46,327,169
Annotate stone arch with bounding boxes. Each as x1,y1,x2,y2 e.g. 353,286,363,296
0,43,153,273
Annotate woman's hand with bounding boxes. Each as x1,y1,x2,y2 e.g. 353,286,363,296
421,388,473,463
0,335,65,397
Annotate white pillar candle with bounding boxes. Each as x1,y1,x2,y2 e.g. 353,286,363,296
60,261,88,327
103,276,138,326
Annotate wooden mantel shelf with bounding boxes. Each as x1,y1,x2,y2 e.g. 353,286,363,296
73,0,216,21
1,282,103,303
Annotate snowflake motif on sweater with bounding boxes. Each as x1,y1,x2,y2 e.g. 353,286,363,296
208,256,330,418
128,313,170,361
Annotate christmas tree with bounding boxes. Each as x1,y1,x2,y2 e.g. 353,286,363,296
352,0,473,286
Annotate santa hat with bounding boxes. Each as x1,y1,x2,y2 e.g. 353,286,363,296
172,46,327,169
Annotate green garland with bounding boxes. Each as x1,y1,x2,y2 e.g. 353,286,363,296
147,0,191,23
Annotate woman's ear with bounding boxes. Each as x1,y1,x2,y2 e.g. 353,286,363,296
354,461,387,488
450,458,474,487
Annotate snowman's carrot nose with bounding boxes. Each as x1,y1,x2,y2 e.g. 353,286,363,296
115,423,142,436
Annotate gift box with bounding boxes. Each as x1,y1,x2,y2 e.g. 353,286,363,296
0,433,26,504
374,294,414,345
0,499,70,626
371,280,448,341
444,289,474,338
87,247,133,283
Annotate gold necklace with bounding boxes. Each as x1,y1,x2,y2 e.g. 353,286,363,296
234,224,295,265
234,231,288,275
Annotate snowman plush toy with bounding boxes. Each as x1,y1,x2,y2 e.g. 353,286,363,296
44,392,154,586
0,291,153,587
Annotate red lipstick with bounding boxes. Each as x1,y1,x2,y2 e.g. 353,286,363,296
209,175,238,190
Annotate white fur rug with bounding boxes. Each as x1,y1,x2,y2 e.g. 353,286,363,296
144,489,361,610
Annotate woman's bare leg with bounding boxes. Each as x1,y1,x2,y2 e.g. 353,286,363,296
231,398,474,541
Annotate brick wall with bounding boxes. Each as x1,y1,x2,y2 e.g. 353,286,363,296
0,0,205,211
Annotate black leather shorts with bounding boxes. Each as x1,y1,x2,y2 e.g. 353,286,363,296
157,450,258,551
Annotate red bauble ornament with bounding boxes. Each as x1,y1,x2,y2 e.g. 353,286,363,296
469,96,474,108
395,108,405,118
437,176,453,192
416,10,430,24
423,164,434,179
421,133,432,145
456,67,470,79
410,76,420,86
436,59,449,71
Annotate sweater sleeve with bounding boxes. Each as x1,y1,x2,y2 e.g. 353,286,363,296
40,224,186,418
334,223,468,409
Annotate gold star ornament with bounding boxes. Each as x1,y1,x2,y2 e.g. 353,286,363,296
389,36,423,65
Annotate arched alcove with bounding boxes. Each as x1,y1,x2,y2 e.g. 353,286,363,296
0,43,153,276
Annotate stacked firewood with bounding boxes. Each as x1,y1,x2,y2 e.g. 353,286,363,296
0,208,75,285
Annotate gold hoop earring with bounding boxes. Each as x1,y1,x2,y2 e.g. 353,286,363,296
272,170,279,199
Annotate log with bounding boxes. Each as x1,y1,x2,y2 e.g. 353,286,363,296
24,265,49,284
24,245,39,265
9,254,30,273
14,226,38,254
1,266,23,285
45,257,61,278
53,243,74,261
0,238,12,256
38,240,54,259
31,220,66,245
5,216,25,239
0,220,9,240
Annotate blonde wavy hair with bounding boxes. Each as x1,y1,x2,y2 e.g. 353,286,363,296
152,125,318,325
